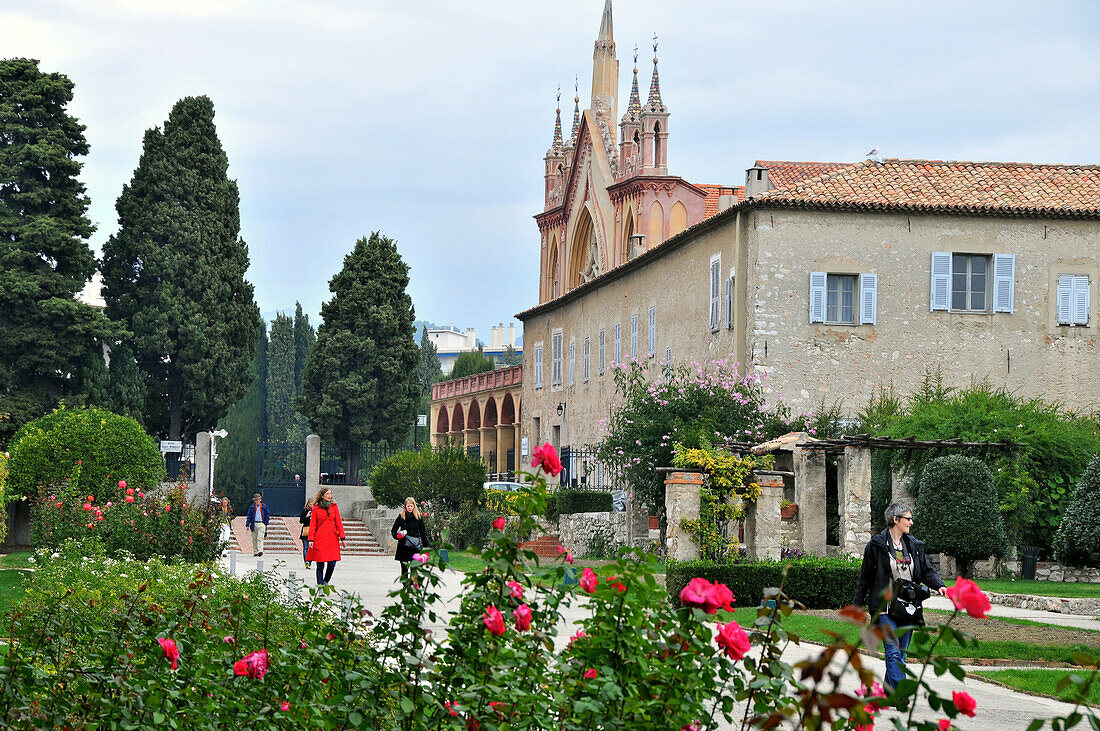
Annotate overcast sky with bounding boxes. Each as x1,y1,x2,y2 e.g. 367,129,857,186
3,0,1098,340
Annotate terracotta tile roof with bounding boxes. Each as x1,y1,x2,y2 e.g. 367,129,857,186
756,159,1100,218
755,160,855,190
696,184,745,218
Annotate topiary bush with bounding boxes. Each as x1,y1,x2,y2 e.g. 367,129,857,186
1053,454,1100,568
369,447,485,510
665,555,862,609
6,406,165,500
556,489,613,514
915,454,1007,577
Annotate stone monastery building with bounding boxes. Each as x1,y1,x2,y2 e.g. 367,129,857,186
513,0,1100,473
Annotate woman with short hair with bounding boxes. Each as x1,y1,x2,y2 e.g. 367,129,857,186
852,501,947,690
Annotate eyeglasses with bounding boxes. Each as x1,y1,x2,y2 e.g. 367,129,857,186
900,516,914,523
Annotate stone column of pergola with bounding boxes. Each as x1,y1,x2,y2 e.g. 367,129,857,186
839,446,873,556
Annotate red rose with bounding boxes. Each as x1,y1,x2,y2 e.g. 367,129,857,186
233,648,269,678
946,577,991,619
680,577,735,614
583,668,597,679
483,605,506,636
952,691,976,717
118,480,126,489
513,603,532,631
280,701,290,711
157,637,180,670
506,580,524,600
579,567,598,593
938,720,951,731
531,443,563,476
715,621,750,659
493,516,506,530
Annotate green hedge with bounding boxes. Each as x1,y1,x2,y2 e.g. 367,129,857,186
666,555,862,610
556,489,612,515
369,447,485,510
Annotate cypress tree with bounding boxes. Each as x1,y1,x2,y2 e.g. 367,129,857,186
416,325,443,397
297,232,419,481
0,58,119,443
266,313,295,442
1053,454,1100,568
101,96,260,440
214,322,267,509
293,302,315,397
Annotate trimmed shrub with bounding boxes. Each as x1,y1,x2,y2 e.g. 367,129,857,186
369,447,485,510
915,455,1007,577
1053,454,1100,567
449,505,493,550
557,489,612,514
666,555,862,609
6,406,165,500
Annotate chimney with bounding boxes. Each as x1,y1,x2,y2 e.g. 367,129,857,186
745,165,771,199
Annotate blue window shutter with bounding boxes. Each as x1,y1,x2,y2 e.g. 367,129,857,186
1074,275,1091,326
930,252,951,311
809,272,826,323
860,273,878,325
993,254,1015,313
1057,274,1073,325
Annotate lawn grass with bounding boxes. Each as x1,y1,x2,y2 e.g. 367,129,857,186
971,669,1100,706
0,569,30,613
726,608,1099,665
976,578,1100,598
0,551,33,569
924,607,1100,634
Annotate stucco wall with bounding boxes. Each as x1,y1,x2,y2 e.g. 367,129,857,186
748,209,1100,413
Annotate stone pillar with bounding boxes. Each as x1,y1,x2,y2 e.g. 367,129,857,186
306,434,321,497
749,471,784,560
626,492,649,548
891,468,916,508
664,471,703,561
188,431,212,507
793,447,827,555
839,447,872,556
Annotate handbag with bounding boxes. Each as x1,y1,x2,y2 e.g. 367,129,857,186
404,533,422,550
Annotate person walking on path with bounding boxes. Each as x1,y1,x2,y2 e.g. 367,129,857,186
299,497,315,569
245,493,270,557
392,496,430,578
218,497,234,557
853,501,947,690
306,488,345,586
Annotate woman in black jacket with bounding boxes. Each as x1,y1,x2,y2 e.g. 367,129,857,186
391,496,430,577
298,497,314,569
852,501,947,690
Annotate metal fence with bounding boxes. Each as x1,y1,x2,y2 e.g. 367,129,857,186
558,446,614,491
319,444,408,485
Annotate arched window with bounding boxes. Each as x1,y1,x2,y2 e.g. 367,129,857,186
653,122,662,168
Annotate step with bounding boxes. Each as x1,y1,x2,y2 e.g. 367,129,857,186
226,516,388,556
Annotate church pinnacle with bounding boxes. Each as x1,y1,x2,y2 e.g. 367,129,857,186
590,0,618,124
626,45,641,116
570,78,581,141
550,87,564,154
646,34,664,109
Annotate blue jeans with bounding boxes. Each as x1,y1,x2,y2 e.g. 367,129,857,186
302,538,310,562
878,614,912,690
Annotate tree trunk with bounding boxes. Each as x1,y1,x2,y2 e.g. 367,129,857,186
168,364,183,441
346,441,361,485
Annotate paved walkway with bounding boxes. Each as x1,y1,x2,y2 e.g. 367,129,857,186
923,595,1100,631
219,553,1093,730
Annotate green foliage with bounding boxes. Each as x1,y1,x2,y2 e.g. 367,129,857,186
416,325,443,396
449,348,495,380
870,450,893,532
447,505,494,550
0,59,121,444
368,447,485,510
6,406,165,500
101,95,260,440
555,489,613,514
296,232,419,477
0,452,8,543
597,358,842,516
31,481,221,563
666,554,863,609
266,313,296,442
292,302,315,397
214,322,267,509
861,374,1100,548
1053,454,1100,567
497,344,522,367
915,455,1008,576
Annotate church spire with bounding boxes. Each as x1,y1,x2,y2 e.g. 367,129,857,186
590,0,618,125
570,78,581,140
626,45,642,116
550,87,564,154
646,33,664,109
598,0,613,43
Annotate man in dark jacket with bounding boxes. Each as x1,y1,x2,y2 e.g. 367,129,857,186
852,501,947,690
245,493,271,557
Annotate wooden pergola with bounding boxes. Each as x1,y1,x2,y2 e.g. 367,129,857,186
792,434,1019,454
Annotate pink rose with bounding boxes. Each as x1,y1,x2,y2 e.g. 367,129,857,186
125,496,134,503
565,552,574,564
483,605,506,636
580,567,598,593
413,553,428,563
946,578,991,619
83,503,91,511
126,487,134,495
280,701,290,711
680,577,735,614
952,691,976,718
583,668,597,679
506,580,524,600
493,516,506,530
233,648,269,678
938,721,951,731
567,630,586,648
119,480,127,490
715,621,750,660
157,637,180,670
513,603,532,631
223,636,235,644
531,443,563,476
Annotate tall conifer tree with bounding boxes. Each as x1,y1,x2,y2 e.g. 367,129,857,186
101,96,260,440
416,325,443,397
214,322,267,508
297,232,419,479
266,313,295,442
0,58,119,443
293,302,315,397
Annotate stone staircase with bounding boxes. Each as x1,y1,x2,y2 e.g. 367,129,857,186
228,516,386,557
526,534,565,559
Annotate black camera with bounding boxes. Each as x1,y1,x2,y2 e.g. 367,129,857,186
894,579,931,604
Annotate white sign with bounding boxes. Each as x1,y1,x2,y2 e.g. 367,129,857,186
416,414,427,427
521,437,529,456
160,440,183,453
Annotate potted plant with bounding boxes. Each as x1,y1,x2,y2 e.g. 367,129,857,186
780,498,798,520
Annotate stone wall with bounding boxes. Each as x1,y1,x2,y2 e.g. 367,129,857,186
557,511,628,557
354,506,400,555
985,592,1100,616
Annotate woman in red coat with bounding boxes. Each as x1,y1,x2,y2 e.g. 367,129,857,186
306,487,345,586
